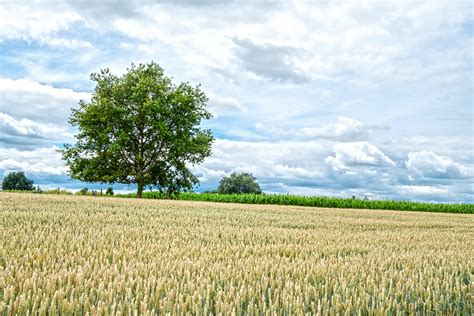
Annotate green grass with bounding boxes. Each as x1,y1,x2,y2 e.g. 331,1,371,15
116,192,473,214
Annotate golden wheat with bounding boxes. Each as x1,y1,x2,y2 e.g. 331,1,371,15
1,193,472,314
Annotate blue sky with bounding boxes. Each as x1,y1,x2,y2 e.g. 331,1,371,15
0,0,472,202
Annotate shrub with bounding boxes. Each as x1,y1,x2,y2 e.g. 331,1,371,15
106,187,114,196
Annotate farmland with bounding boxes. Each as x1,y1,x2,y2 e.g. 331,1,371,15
118,192,473,214
1,193,473,314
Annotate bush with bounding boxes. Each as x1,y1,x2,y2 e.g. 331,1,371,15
79,187,89,195
44,189,72,195
2,172,34,191
217,172,262,194
106,187,114,196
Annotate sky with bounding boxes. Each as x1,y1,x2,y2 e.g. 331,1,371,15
0,0,473,202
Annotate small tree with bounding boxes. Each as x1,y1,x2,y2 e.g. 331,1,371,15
106,187,114,196
217,172,262,194
61,62,214,198
1,172,34,191
79,187,89,195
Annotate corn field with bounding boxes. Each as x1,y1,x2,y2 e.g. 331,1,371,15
1,193,473,314
118,192,473,214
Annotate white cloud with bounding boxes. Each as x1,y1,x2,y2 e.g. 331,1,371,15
325,141,395,171
232,37,309,84
0,113,73,140
193,138,471,202
0,1,472,202
406,151,470,179
194,138,326,182
0,147,67,175
255,123,286,137
189,165,228,183
257,117,373,141
0,3,82,40
206,91,247,116
396,185,450,196
298,117,367,140
38,37,93,49
1,1,471,87
0,77,91,124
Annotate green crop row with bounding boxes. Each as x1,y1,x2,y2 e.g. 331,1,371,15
116,192,473,214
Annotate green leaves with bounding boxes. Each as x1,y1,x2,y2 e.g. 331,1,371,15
61,62,214,197
217,173,262,195
1,172,34,191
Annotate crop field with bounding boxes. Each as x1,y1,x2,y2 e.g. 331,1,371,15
1,193,473,314
118,192,473,214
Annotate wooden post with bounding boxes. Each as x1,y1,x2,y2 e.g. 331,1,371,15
100,189,103,196
58,187,60,194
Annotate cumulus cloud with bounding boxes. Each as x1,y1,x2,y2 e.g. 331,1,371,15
232,38,309,84
0,0,472,202
0,77,91,124
406,151,471,179
194,139,326,182
298,117,368,140
0,147,67,175
256,117,380,141
206,91,247,116
325,142,396,171
397,185,450,196
38,37,93,49
1,0,471,87
64,0,145,24
0,2,82,40
192,139,472,202
0,113,73,140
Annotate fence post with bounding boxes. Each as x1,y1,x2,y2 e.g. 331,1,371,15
100,189,103,196
58,187,60,194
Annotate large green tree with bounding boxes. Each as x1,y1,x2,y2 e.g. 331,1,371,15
61,62,214,198
2,172,34,191
217,172,262,194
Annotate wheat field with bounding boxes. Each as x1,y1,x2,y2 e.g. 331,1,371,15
1,193,472,314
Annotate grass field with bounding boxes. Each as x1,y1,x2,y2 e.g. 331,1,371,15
1,193,473,314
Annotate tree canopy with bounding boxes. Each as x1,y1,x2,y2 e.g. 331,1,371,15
2,172,34,191
61,62,214,198
217,172,262,194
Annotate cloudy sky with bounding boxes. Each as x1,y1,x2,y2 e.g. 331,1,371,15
0,0,472,202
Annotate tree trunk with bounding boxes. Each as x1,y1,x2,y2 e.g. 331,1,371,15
137,182,144,198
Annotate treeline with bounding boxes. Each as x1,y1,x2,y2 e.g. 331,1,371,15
5,187,114,196
115,192,473,214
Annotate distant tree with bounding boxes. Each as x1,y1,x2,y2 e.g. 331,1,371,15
61,62,214,198
106,187,114,196
217,172,262,194
202,190,218,194
1,172,34,191
79,187,89,195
